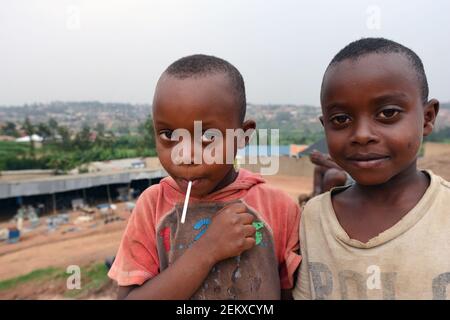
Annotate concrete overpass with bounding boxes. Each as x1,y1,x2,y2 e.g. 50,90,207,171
0,168,167,200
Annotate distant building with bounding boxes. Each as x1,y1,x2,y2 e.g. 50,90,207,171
237,144,307,157
290,144,308,157
15,134,43,143
297,138,328,157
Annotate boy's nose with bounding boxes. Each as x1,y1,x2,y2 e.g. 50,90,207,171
190,139,203,164
171,139,202,165
350,118,378,145
175,139,202,165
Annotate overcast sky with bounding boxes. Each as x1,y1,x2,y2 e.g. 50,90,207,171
1,0,449,106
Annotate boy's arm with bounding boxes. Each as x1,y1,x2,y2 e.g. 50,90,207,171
292,214,311,300
118,203,256,300
310,150,342,170
281,289,293,300
280,252,300,300
313,165,324,195
293,253,312,299
118,239,217,299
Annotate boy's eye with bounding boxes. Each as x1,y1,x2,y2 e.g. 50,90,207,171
202,129,221,143
377,108,400,119
159,130,174,141
330,114,351,125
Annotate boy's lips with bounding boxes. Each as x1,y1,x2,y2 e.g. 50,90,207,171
177,177,204,190
346,153,390,169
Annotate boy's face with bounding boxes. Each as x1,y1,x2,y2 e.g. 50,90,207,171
320,52,438,186
153,73,254,197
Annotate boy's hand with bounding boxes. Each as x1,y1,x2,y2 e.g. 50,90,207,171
119,203,255,300
197,203,256,264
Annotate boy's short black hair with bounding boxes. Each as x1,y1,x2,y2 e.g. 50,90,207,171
164,54,246,122
326,37,429,103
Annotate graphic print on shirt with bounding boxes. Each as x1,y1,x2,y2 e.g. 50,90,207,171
155,200,280,299
307,261,450,300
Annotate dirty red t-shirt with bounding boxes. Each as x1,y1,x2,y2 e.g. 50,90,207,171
108,169,301,299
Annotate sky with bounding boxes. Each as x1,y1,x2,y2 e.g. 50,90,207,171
1,0,450,106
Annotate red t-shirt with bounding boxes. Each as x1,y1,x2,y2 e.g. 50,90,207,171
108,169,301,299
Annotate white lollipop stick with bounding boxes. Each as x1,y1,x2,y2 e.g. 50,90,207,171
181,181,192,224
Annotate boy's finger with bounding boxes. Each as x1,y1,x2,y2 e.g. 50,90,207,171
243,225,256,237
243,238,256,251
238,212,255,225
220,203,247,214
229,203,247,213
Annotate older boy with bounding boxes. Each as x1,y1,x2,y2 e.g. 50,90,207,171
293,38,450,299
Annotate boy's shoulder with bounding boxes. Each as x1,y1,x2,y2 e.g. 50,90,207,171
132,182,169,216
245,178,299,208
427,170,450,200
241,179,301,229
301,191,333,223
136,175,179,202
137,182,163,201
435,172,450,190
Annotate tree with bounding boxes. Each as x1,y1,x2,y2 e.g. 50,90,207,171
1,122,19,137
117,125,131,136
47,152,78,174
94,122,109,148
23,117,36,159
95,123,106,138
275,111,291,122
139,115,155,153
75,124,92,150
141,115,155,149
57,125,72,150
37,123,52,143
48,118,59,141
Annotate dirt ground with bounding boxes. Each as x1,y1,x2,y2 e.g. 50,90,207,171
0,174,312,299
0,206,129,281
418,152,450,180
263,175,313,200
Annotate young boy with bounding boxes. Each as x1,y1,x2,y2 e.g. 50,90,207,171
293,38,449,300
108,54,301,299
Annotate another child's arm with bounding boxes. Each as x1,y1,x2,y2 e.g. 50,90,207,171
280,254,300,300
313,165,324,195
292,211,311,300
278,195,302,299
118,202,256,300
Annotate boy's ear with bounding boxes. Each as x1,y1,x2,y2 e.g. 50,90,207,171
423,99,439,137
242,119,256,146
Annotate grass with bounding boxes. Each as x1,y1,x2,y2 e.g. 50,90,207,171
0,139,157,171
63,263,110,298
0,262,110,299
0,141,29,156
0,267,64,291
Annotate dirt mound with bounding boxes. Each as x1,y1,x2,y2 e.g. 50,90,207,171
418,152,450,180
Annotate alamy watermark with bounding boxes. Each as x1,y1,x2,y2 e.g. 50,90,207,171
166,121,280,175
66,265,81,290
366,5,381,30
66,5,81,31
